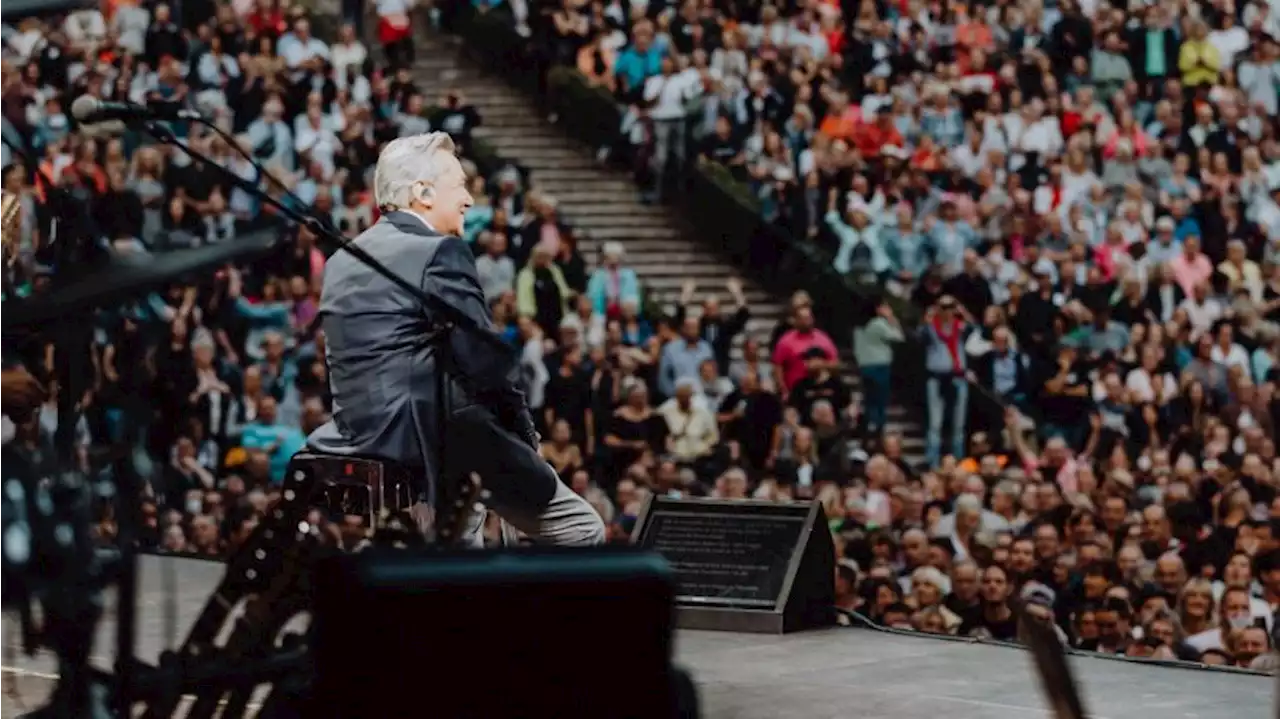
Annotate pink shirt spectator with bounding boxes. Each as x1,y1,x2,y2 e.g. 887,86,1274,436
1102,128,1150,159
773,328,838,391
1168,251,1213,296
306,246,325,287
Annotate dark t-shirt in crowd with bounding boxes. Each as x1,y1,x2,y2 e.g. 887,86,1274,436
718,388,782,467
958,610,1018,641
789,373,850,423
167,161,224,203
1038,360,1091,426
701,134,743,164
530,266,564,333
545,366,592,439
429,104,482,145
943,594,982,628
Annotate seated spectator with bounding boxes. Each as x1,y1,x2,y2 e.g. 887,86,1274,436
516,243,571,332
476,231,516,301
658,378,718,468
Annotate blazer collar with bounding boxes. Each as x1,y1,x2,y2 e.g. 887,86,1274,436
383,210,441,239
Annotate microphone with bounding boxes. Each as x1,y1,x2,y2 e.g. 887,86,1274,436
70,95,202,126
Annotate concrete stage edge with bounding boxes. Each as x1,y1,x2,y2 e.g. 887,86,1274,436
1,555,1271,719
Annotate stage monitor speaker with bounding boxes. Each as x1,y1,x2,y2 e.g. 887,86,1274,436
632,497,834,634
310,547,686,718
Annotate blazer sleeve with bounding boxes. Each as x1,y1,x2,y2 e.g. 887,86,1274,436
422,235,527,406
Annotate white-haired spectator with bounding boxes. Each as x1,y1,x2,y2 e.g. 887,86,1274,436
659,377,719,465
246,96,295,173
932,475,1011,538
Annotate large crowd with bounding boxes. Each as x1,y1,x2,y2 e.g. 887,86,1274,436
1,0,1278,676
514,0,1280,670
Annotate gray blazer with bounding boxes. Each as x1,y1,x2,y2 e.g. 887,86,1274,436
307,211,550,508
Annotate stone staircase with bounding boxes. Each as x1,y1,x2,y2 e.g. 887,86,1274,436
407,27,925,464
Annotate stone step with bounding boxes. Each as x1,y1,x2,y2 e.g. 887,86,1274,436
580,254,732,269
528,178,638,193
532,168,638,182
573,232,684,245
473,124,567,141
557,207,674,222
628,265,738,280
560,214,680,229
641,275,755,292
485,150,597,167
540,191,660,206
479,146,590,162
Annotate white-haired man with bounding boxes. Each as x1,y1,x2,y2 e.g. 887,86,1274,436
308,132,604,546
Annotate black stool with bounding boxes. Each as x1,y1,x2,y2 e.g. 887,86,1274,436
284,451,417,533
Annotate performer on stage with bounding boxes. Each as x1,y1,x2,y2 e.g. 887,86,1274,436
307,132,605,546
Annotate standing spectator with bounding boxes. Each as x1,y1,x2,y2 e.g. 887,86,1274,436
675,278,749,376
376,0,415,69
772,305,837,395
919,296,974,466
854,300,905,439
585,241,640,319
658,315,714,399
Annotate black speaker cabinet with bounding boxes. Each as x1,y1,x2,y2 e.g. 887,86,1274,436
633,497,834,634
310,547,681,718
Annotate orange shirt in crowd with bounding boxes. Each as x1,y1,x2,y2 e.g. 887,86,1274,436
954,20,994,73
819,104,861,143
910,145,945,172
955,20,994,53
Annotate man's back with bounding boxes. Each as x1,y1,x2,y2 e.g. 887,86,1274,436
310,217,445,468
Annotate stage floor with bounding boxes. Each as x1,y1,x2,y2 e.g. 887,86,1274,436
681,628,1271,719
1,556,1272,718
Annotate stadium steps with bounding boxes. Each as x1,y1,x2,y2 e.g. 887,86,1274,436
408,28,926,463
